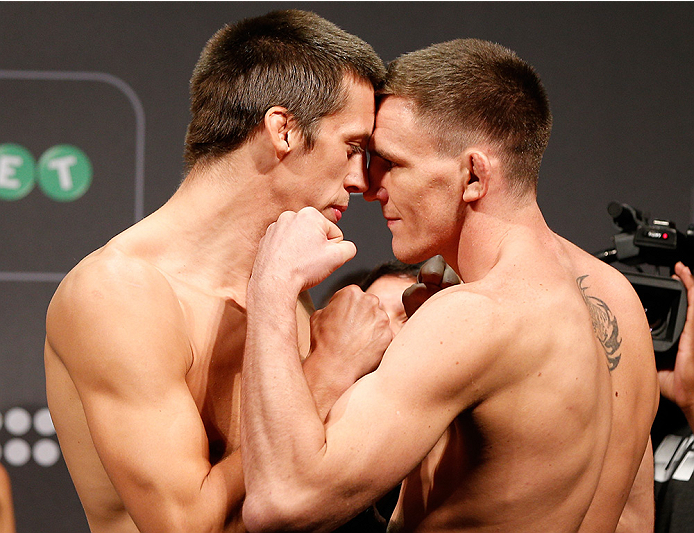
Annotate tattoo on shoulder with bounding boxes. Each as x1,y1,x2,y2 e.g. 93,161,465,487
576,275,622,372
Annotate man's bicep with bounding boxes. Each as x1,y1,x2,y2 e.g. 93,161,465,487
82,369,210,500
79,360,232,532
46,270,223,530
328,291,498,457
324,368,453,486
375,289,499,410
321,302,489,501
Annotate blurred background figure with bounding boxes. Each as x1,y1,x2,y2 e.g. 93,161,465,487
359,261,422,336
0,464,16,533
654,262,694,533
320,260,422,334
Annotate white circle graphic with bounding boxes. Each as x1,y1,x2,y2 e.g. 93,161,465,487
4,408,31,436
34,408,56,436
4,438,31,466
33,439,61,467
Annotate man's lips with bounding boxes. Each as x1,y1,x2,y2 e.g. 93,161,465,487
332,206,347,222
383,214,400,228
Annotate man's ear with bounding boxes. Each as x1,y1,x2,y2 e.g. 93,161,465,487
461,150,492,203
264,106,299,159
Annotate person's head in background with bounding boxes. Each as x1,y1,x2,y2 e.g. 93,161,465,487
320,260,421,335
360,261,421,336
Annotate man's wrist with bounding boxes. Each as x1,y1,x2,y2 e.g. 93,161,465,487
248,271,302,309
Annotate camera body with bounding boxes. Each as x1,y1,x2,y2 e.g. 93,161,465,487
596,202,694,357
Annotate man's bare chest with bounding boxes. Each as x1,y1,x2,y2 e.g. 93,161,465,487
186,326,246,463
175,286,312,464
176,293,248,463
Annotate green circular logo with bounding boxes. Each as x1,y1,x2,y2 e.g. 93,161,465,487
0,144,35,201
38,145,92,202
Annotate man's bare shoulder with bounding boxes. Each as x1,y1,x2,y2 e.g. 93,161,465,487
46,244,190,376
563,238,652,336
557,235,638,297
410,276,530,334
387,284,516,401
404,283,501,339
49,244,180,321
404,279,525,350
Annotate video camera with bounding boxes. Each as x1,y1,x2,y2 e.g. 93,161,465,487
595,202,694,357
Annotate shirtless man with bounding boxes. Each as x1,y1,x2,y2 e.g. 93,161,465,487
43,10,388,532
240,39,660,532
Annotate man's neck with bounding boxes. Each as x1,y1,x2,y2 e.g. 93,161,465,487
453,198,550,283
140,161,285,304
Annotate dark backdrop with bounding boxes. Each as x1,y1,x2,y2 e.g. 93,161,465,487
1,2,692,531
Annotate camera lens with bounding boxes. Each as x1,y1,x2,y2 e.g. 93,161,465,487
637,287,672,340
643,303,669,337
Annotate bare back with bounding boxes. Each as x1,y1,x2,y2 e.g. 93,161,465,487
386,234,658,532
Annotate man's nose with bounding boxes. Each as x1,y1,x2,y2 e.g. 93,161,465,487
364,166,387,203
344,153,369,194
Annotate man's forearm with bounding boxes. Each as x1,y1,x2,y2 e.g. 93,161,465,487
241,278,328,531
303,355,352,422
241,208,365,531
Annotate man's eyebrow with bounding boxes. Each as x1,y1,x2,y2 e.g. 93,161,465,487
347,130,372,145
369,146,396,162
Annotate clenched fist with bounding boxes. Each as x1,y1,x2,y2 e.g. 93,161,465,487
252,207,357,294
305,285,393,419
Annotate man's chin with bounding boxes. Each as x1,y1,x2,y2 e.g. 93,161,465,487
392,240,431,265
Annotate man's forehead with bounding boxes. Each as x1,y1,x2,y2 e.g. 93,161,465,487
372,96,446,158
370,97,414,151
333,79,376,140
376,96,416,121
344,76,376,110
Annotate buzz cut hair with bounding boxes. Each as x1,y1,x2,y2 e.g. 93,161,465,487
184,9,386,171
382,38,552,196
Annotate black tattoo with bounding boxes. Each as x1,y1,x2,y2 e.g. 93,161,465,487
577,275,622,371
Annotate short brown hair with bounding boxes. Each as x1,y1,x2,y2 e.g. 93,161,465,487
382,39,552,196
184,10,385,170
359,260,421,291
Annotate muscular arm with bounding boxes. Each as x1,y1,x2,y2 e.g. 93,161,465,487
615,439,654,533
241,208,494,532
46,258,245,533
46,247,384,533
